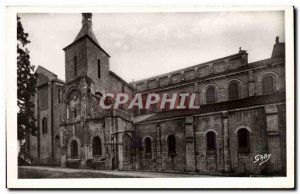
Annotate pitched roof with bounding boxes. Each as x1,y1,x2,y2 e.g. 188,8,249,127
35,66,57,79
35,66,65,86
62,13,110,57
74,18,100,45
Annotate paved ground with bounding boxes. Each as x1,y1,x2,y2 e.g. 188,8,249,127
19,166,209,178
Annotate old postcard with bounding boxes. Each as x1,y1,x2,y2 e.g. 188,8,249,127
6,6,294,189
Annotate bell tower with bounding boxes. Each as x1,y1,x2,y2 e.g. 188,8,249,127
63,13,110,89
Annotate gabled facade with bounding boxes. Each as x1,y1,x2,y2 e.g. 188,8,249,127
30,13,286,175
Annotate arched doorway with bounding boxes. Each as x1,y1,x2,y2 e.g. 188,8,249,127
71,140,78,159
92,136,102,157
122,134,132,168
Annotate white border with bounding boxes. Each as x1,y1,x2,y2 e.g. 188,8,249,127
6,6,294,189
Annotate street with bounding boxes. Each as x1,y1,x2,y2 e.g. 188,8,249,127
18,166,207,178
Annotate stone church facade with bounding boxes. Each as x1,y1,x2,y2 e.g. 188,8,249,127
29,13,286,175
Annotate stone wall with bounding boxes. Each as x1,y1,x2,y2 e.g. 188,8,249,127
135,105,286,175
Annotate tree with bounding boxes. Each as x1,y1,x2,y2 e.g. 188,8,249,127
17,15,36,151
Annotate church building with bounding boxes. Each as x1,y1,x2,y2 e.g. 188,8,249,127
29,13,286,175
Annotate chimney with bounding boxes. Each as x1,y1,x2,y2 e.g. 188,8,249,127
82,13,92,23
82,13,93,28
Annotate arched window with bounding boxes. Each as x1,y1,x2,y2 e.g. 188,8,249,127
71,140,78,158
95,92,103,98
144,137,152,159
206,131,216,150
238,128,250,153
167,135,176,157
228,82,239,100
92,136,102,157
42,117,47,134
262,76,274,94
206,86,216,104
123,134,132,160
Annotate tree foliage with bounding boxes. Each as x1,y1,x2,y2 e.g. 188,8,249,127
17,15,37,140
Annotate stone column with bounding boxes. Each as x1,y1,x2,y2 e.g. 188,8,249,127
248,70,255,96
156,123,163,172
224,59,230,71
185,116,196,172
222,111,231,173
193,82,200,106
60,126,67,167
264,105,282,172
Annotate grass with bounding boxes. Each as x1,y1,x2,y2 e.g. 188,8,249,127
18,167,135,179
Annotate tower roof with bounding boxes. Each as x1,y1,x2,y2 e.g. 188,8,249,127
63,13,110,57
74,13,100,45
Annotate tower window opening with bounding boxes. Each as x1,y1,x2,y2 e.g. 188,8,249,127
74,56,77,77
97,59,101,78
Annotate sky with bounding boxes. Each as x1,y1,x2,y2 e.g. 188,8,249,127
18,11,284,82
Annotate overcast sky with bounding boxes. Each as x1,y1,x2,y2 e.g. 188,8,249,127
19,11,284,82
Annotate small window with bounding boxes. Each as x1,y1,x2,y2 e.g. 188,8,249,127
206,131,216,150
122,84,125,93
262,76,274,94
97,59,101,78
42,117,47,134
74,56,77,77
238,128,250,153
120,85,125,110
228,82,239,100
167,135,176,157
144,137,152,159
92,136,102,157
71,140,78,158
95,92,103,98
206,86,216,104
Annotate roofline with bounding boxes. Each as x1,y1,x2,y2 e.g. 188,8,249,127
132,51,247,84
62,34,111,58
35,65,58,77
35,65,66,84
109,71,134,90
